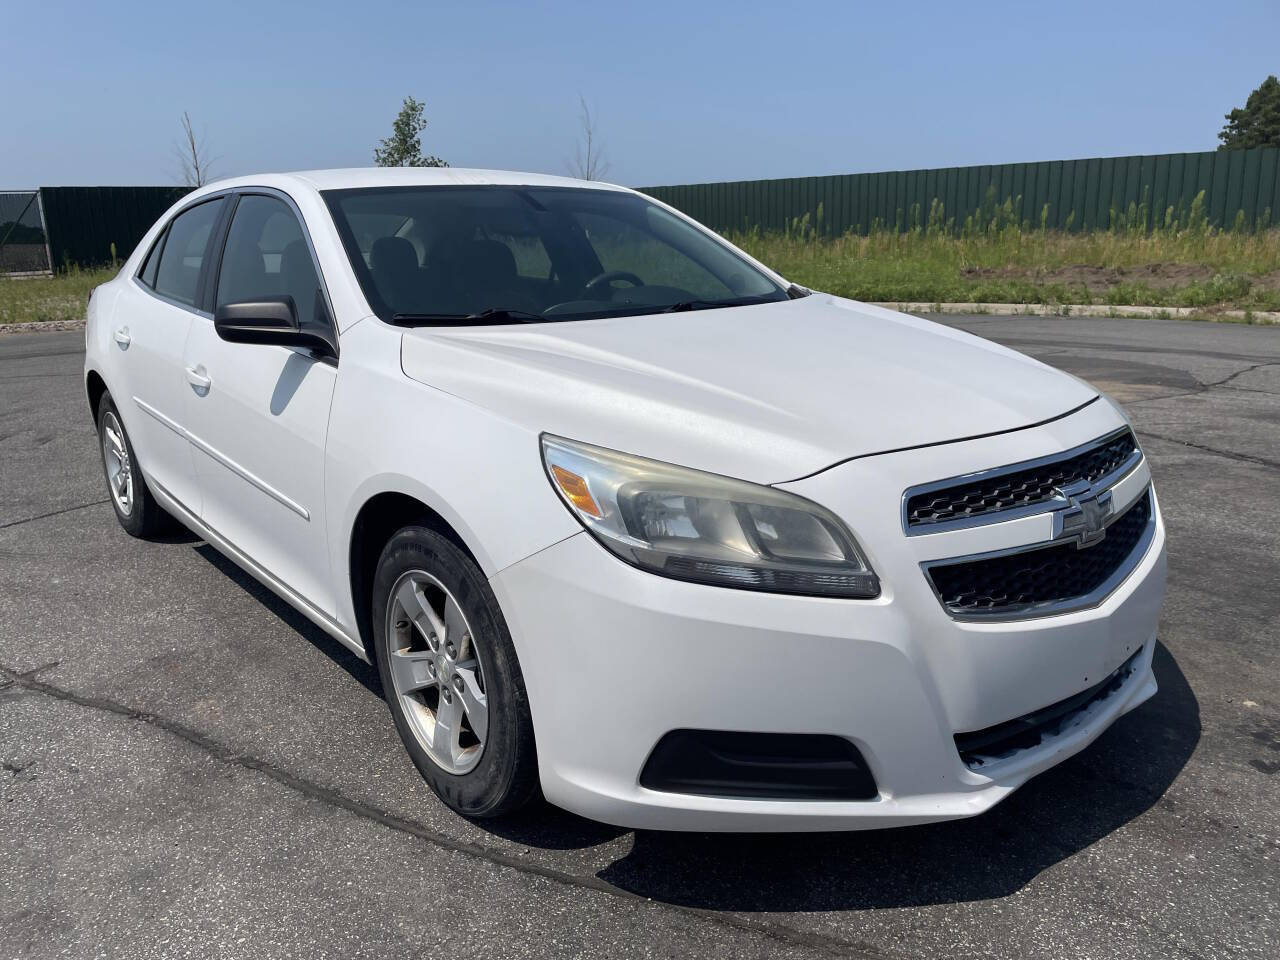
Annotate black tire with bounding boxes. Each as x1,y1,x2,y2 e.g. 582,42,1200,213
371,525,539,818
96,393,170,539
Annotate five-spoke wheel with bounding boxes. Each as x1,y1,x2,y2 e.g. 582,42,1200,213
372,525,539,818
95,393,169,538
386,570,489,774
101,410,134,517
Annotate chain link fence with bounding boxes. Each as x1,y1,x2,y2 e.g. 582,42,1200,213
0,191,52,275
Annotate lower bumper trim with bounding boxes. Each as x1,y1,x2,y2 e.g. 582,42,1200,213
639,729,879,801
955,648,1143,768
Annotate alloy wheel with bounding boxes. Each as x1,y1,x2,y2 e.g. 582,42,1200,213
101,411,134,516
385,570,489,775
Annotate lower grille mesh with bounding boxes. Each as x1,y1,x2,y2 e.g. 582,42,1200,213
928,490,1152,615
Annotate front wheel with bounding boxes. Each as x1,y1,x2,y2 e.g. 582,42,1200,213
371,526,539,818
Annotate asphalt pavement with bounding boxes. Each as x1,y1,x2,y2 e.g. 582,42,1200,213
2,316,1278,959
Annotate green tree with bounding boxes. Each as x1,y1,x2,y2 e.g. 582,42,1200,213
1218,75,1280,150
374,96,448,167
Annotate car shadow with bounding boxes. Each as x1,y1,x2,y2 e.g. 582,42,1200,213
473,802,631,849
188,537,631,847
152,526,201,545
186,535,1199,891
192,543,383,698
590,641,1198,911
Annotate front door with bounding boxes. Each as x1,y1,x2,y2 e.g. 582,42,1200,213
180,192,339,613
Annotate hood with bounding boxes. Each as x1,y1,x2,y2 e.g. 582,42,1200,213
399,295,1096,484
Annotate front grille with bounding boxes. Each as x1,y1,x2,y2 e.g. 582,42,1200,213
955,648,1142,768
927,489,1152,617
906,429,1139,529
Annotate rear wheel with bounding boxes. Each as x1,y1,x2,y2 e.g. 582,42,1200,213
371,526,539,818
96,394,169,538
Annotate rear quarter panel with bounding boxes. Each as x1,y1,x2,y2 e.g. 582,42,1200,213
84,279,124,412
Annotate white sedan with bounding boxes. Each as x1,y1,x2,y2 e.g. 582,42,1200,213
84,168,1166,831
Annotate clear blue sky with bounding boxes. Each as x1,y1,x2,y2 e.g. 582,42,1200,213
2,0,1276,189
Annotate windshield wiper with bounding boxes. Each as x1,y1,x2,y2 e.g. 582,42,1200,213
390,307,546,326
660,295,779,313
467,307,547,323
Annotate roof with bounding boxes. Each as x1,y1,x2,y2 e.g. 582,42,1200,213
196,167,632,194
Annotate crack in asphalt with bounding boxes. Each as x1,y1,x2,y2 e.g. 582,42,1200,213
1124,391,1205,406
0,499,109,530
1139,432,1280,471
0,660,61,695
1209,360,1280,389
1218,382,1280,397
0,663,886,960
1118,360,1280,407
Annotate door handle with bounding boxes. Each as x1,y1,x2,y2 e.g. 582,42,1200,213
113,326,131,347
185,365,212,392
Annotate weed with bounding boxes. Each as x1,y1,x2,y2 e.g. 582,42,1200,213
729,217,1280,311
0,265,118,324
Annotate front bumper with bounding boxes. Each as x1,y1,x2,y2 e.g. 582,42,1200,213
491,401,1167,831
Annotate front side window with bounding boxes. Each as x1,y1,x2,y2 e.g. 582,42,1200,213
323,186,785,324
153,199,222,307
216,195,328,336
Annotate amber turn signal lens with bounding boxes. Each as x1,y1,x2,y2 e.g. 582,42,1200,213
550,464,602,518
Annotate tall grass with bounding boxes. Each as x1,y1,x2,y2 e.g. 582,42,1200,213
0,265,119,325
729,190,1280,312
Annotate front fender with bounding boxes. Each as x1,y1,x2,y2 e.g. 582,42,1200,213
323,320,581,638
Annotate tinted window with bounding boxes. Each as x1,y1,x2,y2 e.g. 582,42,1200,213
323,186,784,324
488,231,552,279
138,231,164,288
575,212,730,297
154,200,222,307
216,195,326,335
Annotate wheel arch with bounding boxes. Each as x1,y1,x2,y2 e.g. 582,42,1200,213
85,368,109,424
347,489,483,662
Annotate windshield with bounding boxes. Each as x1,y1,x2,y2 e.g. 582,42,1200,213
322,185,788,324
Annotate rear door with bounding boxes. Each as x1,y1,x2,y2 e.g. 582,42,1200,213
180,190,340,613
113,197,226,514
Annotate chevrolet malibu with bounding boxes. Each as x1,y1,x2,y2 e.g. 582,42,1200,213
83,169,1166,830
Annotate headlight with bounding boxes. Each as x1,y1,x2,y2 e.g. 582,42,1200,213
541,435,879,598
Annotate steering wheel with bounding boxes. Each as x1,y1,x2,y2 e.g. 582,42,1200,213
582,270,645,298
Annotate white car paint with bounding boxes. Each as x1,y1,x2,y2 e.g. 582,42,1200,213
400,296,1095,484
112,277,203,515
182,316,338,610
84,168,1165,831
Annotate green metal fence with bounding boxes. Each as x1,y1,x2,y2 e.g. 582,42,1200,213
641,147,1280,236
39,186,192,269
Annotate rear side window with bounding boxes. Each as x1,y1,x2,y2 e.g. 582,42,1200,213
154,199,222,307
138,231,164,288
215,194,328,335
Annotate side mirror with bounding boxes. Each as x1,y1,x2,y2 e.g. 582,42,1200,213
213,297,334,357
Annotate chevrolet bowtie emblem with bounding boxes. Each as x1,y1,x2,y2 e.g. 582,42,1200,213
1052,480,1113,548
